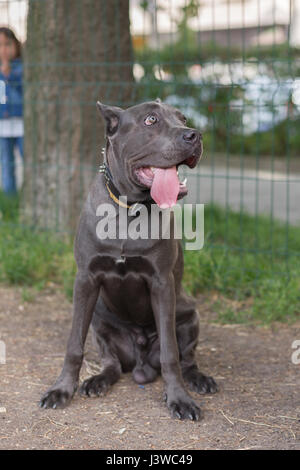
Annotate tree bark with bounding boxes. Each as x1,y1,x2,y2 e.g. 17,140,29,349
23,0,133,232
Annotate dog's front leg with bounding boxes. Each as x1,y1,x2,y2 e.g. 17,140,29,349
39,272,100,409
150,274,201,421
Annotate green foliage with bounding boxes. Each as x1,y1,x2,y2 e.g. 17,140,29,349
0,191,20,223
204,117,300,157
134,28,300,158
135,41,300,74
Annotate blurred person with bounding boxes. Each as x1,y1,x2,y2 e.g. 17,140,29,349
0,27,23,195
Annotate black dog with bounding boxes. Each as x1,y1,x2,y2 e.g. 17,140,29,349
40,99,218,420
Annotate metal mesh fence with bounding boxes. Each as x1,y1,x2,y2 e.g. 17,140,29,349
0,0,300,295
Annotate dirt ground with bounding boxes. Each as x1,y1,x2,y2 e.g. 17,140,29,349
0,285,299,450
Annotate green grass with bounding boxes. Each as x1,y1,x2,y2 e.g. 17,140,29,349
0,191,299,324
0,222,76,296
183,205,300,324
0,191,76,299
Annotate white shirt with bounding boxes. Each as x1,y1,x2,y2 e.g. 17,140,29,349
0,117,24,138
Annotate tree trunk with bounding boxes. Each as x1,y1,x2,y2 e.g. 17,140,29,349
23,0,134,232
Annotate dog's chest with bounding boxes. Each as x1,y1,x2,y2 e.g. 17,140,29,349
101,264,154,324
88,253,155,323
89,252,155,278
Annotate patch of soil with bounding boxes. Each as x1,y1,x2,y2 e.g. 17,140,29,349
0,286,299,450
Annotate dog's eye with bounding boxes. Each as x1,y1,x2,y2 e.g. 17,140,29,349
182,116,187,125
145,115,158,126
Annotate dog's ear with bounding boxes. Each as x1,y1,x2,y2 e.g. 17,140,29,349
97,101,123,136
155,97,162,104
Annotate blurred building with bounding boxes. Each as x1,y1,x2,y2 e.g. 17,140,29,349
0,0,27,41
0,0,299,50
131,0,300,49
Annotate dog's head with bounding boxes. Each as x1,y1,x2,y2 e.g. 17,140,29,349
97,99,202,208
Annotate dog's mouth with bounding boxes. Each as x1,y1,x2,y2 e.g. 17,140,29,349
133,155,198,209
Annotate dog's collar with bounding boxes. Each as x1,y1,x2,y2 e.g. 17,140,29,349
99,162,154,214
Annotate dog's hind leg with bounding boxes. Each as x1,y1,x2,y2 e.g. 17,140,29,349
79,323,122,398
80,359,121,397
79,296,133,398
176,293,218,395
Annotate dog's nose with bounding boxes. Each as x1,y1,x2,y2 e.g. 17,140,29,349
182,130,198,144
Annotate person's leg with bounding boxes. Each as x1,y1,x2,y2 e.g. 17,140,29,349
15,136,24,191
0,137,17,194
15,136,24,160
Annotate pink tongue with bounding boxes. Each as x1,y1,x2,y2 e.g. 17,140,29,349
150,166,180,208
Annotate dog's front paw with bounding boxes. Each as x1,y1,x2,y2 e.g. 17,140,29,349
165,390,202,421
39,386,75,409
